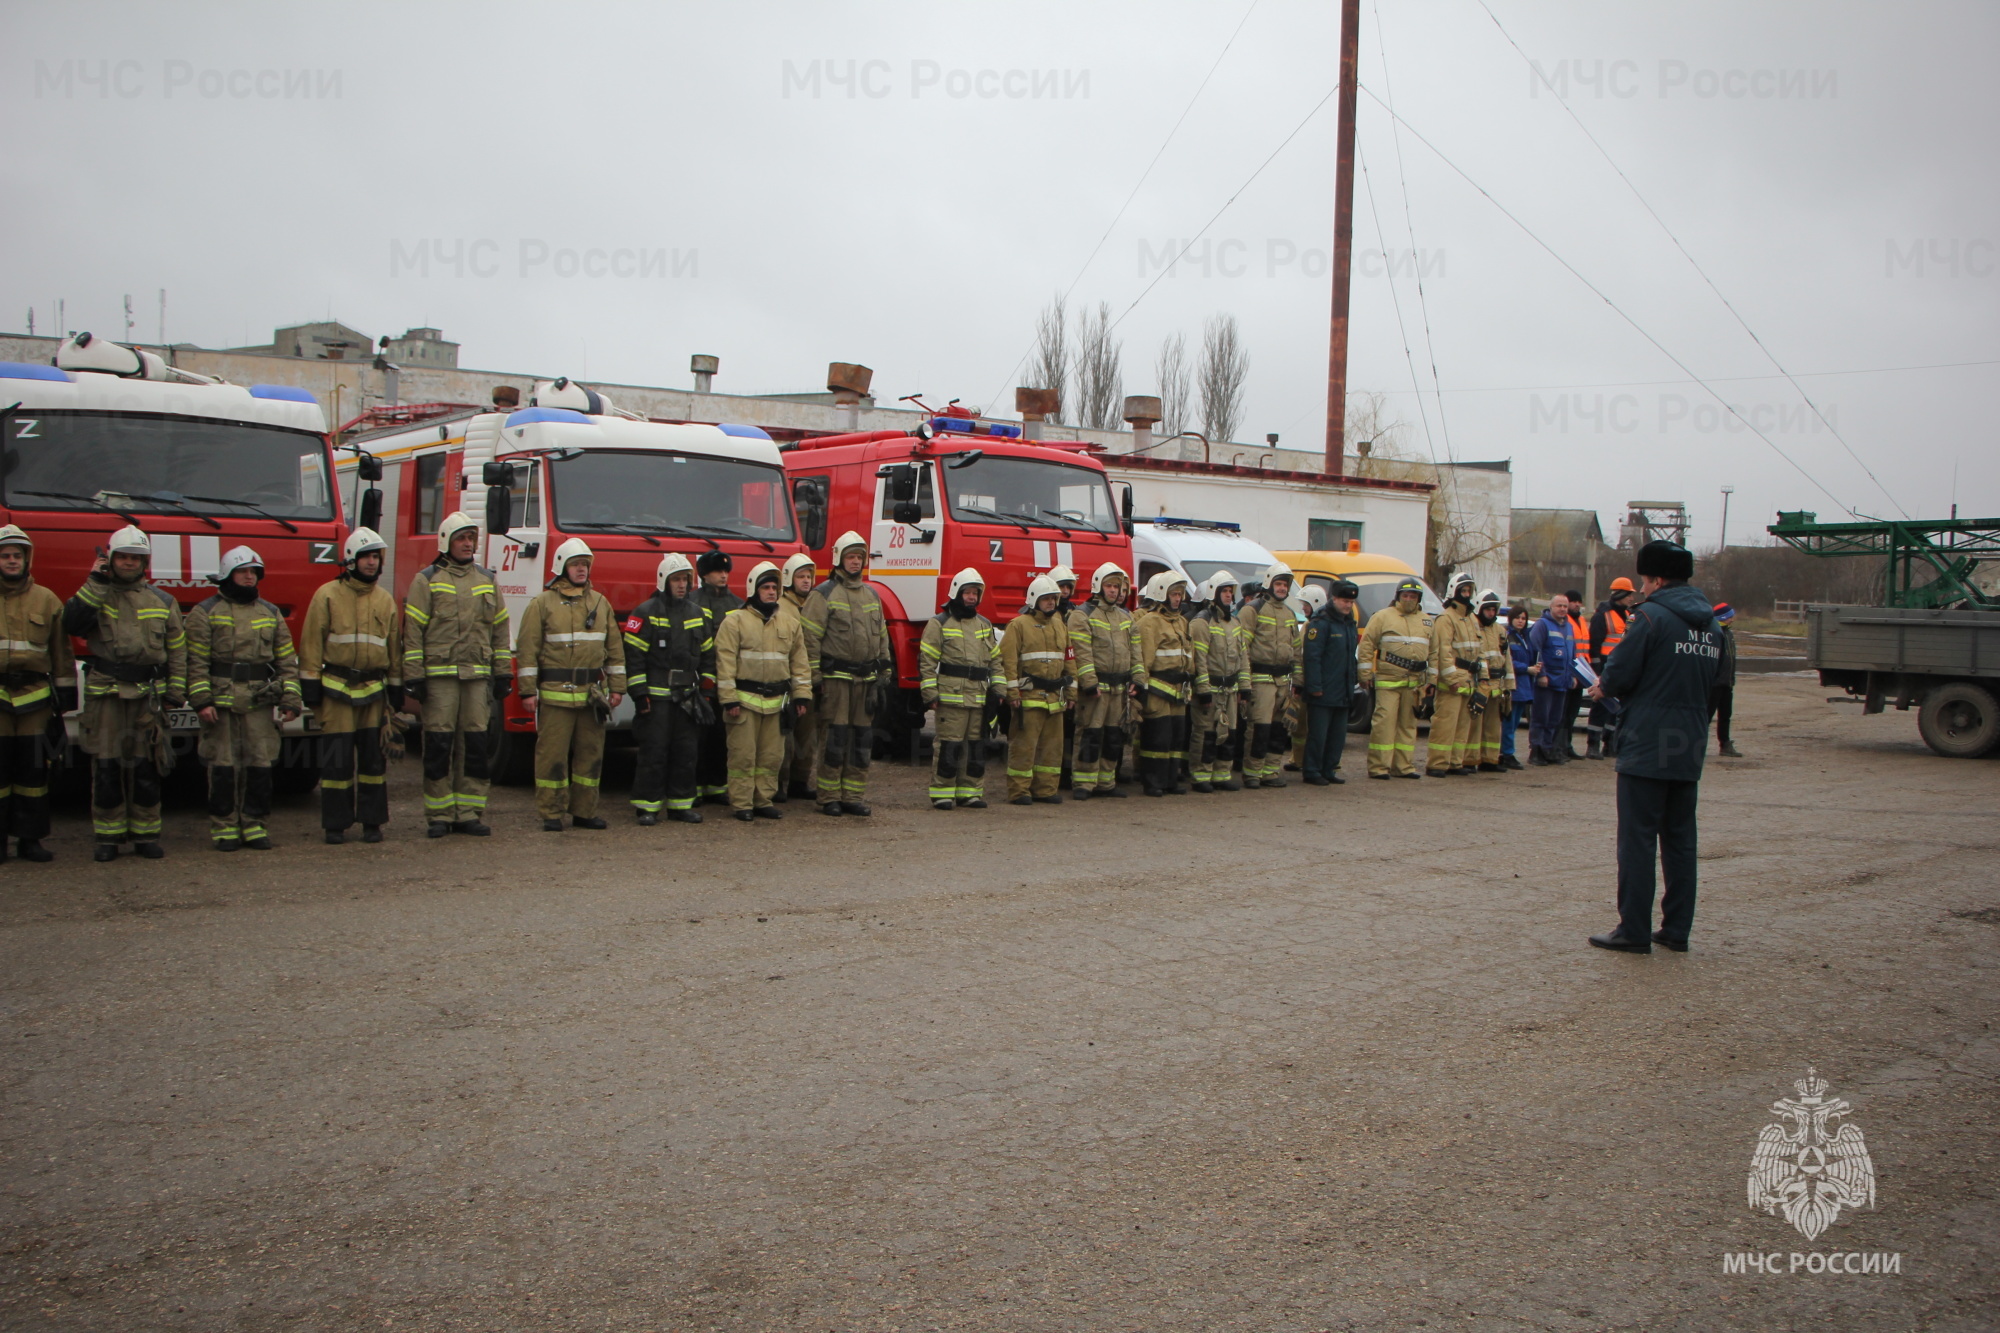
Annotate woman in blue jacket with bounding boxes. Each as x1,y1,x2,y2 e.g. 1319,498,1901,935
1525,595,1576,765
1502,607,1536,768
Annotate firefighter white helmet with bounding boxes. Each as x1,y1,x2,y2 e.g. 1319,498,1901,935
107,524,152,557
552,537,594,577
746,559,782,591
215,545,264,583
1299,584,1328,614
343,527,387,562
1199,568,1240,603
1026,574,1063,608
947,568,985,601
1089,562,1129,596
1263,561,1295,588
0,524,33,554
437,510,481,554
1476,587,1503,610
832,530,868,562
1142,571,1189,604
655,552,695,591
780,551,816,587
1047,564,1077,587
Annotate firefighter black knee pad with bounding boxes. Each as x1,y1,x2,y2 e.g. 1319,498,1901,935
821,724,847,767
207,766,237,819
422,730,454,781
1076,727,1102,764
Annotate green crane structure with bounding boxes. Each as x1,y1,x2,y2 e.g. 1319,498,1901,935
1767,511,2000,609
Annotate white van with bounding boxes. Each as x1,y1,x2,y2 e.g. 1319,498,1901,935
1130,518,1279,599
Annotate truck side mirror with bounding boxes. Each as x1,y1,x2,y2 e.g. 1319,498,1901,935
358,487,383,533
357,453,384,482
880,463,918,504
481,460,514,487
1120,482,1134,521
892,500,923,525
485,486,511,539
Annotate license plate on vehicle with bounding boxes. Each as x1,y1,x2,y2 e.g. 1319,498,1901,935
165,708,201,732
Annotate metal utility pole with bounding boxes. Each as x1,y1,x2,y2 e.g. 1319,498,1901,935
1323,0,1360,477
1719,485,1735,550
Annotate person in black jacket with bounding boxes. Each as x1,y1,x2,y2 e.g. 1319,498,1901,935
624,554,719,825
1708,602,1741,756
1585,540,1721,953
1301,580,1363,784
692,550,742,804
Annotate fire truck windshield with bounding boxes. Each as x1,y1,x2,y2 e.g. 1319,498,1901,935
2,411,333,520
943,455,1118,534
548,450,795,542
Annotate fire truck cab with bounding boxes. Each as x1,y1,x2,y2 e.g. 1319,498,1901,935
783,414,1135,726
340,380,801,780
1,335,341,746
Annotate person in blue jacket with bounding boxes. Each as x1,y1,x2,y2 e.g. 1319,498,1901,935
1501,606,1535,769
1524,594,1576,766
1585,540,1721,954
1301,578,1363,784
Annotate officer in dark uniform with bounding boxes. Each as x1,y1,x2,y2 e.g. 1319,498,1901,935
693,550,742,804
1586,540,1721,954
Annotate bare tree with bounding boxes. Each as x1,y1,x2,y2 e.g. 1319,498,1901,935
1029,294,1070,425
1197,313,1248,445
1073,301,1124,430
1153,332,1190,440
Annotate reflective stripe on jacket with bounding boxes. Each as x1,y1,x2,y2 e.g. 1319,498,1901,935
714,604,810,713
403,560,511,681
299,575,402,704
1430,606,1482,691
1359,604,1433,687
800,572,891,683
1239,594,1301,684
1189,603,1245,693
1067,597,1136,688
1134,607,1194,703
185,595,302,713
64,572,187,701
623,593,716,697
516,584,626,706
0,579,71,711
920,610,1001,709
1000,608,1073,710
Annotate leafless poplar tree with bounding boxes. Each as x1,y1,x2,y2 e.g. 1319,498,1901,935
1197,313,1248,445
1029,294,1070,424
1153,332,1190,440
1073,301,1124,430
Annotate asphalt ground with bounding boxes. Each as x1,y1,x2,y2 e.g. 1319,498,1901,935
1,673,1995,1331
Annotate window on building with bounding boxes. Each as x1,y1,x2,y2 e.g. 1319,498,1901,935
1308,519,1363,551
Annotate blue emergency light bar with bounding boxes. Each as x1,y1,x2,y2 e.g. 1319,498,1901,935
931,417,1022,439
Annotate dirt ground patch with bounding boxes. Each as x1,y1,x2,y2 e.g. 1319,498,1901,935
2,674,1995,1331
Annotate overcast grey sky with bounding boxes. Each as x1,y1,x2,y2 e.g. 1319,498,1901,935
5,0,1994,546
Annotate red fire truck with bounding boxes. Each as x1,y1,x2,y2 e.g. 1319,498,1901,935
339,380,802,780
782,409,1135,726
1,336,343,751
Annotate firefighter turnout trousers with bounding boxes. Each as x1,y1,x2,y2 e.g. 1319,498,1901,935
1368,682,1422,777
817,678,874,804
1244,680,1294,784
1071,686,1130,791
0,708,55,842
1191,689,1240,787
1477,684,1509,765
1008,700,1066,801
785,698,820,795
1138,692,1190,793
317,697,389,832
535,704,605,819
81,695,168,845
930,705,988,804
199,709,280,848
421,678,490,824
726,708,784,810
1427,685,1474,774
631,702,700,816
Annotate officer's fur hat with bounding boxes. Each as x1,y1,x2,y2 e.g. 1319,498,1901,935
1634,540,1694,580
696,550,732,576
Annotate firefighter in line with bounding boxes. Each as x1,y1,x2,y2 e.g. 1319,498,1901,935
516,539,626,832
624,553,717,825
64,524,185,861
921,568,1003,810
1288,584,1328,774
1133,572,1195,797
1586,576,1636,759
777,552,821,801
800,531,891,817
1046,564,1080,790
1359,577,1433,779
1188,568,1247,792
1301,579,1363,785
999,574,1073,805
0,526,72,863
1238,562,1301,788
1472,589,1516,772
713,560,811,820
693,550,742,804
300,528,407,844
185,546,303,851
403,512,511,837
1427,574,1482,776
1067,562,1136,799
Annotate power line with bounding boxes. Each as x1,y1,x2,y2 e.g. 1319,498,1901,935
1473,0,1906,518
982,0,1262,415
1356,82,1856,517
1372,358,2000,394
